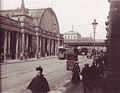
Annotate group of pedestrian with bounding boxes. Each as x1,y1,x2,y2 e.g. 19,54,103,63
27,50,107,93
70,51,107,93
70,62,93,93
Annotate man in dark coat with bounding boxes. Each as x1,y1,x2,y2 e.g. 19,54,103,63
27,66,50,93
81,63,92,93
90,62,99,80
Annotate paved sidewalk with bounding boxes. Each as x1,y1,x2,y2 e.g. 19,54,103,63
49,80,103,93
0,56,57,65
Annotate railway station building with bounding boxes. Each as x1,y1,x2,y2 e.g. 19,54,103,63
0,1,64,60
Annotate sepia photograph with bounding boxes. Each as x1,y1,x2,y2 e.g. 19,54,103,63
0,0,120,93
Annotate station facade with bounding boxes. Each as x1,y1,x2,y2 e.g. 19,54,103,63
0,1,63,60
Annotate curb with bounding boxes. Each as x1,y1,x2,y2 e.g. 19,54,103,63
0,56,57,65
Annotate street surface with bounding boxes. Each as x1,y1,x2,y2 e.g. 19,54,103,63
1,56,93,93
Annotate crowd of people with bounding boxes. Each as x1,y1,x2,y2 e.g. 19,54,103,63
27,49,107,93
71,51,107,93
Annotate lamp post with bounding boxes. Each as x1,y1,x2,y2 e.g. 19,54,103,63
92,19,98,62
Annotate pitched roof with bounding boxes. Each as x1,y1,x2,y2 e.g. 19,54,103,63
28,8,46,26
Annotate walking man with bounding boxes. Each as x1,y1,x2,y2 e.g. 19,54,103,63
81,63,92,93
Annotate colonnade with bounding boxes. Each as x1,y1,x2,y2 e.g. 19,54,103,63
1,30,60,60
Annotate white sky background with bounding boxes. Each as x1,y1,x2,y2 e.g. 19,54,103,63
1,0,110,39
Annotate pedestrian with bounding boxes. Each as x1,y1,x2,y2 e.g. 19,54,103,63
90,62,99,87
97,62,105,78
81,63,92,93
27,66,50,93
71,62,81,84
91,62,99,79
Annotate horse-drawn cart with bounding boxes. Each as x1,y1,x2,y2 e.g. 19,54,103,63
66,48,77,71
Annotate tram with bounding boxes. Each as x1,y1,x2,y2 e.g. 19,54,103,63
57,46,67,59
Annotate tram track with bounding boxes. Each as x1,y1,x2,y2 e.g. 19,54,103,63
1,57,89,79
1,56,92,92
1,61,67,92
1,59,62,79
5,63,71,93
8,58,91,93
1,58,58,73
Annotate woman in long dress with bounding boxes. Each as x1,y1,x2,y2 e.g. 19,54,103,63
71,62,81,84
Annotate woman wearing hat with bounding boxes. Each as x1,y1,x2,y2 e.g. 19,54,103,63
27,66,50,93
71,62,81,84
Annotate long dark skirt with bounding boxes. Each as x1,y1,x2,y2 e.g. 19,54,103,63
71,73,80,84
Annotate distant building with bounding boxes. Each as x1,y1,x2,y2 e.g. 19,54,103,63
0,0,63,60
63,30,93,44
63,31,81,40
63,30,106,53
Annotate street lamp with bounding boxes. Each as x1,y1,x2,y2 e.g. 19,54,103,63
92,19,98,62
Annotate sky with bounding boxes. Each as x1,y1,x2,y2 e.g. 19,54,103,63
1,0,110,39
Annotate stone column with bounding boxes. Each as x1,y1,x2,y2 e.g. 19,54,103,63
22,33,25,53
25,34,29,59
47,38,50,56
35,34,39,58
26,34,28,49
42,37,46,57
19,34,22,53
20,29,25,60
55,40,58,55
39,36,41,57
39,36,41,50
104,1,120,93
8,31,11,54
4,31,7,60
50,39,52,56
15,33,19,59
57,34,60,46
51,39,54,56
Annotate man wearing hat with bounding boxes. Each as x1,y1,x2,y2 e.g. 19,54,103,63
27,66,50,93
81,63,92,93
